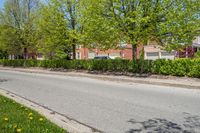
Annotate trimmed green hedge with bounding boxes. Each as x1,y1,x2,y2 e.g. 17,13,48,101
152,59,200,77
0,59,152,73
0,59,200,77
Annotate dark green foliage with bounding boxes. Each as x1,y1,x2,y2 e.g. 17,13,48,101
0,59,152,74
0,50,8,59
1,59,200,77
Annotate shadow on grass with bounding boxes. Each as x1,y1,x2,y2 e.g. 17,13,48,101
126,113,200,133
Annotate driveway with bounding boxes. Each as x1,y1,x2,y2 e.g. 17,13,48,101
0,69,200,133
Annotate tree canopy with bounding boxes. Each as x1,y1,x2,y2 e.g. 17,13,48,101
0,0,199,59
80,0,200,59
0,0,39,59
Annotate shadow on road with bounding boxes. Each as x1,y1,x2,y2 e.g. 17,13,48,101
126,113,200,133
0,79,8,83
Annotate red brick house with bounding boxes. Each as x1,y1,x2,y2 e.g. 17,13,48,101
76,44,143,60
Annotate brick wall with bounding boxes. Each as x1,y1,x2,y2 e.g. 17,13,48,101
76,44,143,60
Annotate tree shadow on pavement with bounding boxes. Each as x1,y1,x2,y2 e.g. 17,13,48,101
0,79,8,82
126,113,200,133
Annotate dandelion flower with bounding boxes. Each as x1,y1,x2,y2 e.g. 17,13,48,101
39,118,44,121
29,117,33,120
4,117,8,121
16,128,22,132
28,112,33,116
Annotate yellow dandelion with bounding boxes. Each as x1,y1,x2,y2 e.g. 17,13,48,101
39,118,44,121
29,116,33,120
16,128,22,133
4,117,9,121
28,112,33,116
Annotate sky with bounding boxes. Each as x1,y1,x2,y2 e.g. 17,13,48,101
0,0,4,8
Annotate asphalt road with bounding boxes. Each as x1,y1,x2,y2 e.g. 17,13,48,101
0,69,200,133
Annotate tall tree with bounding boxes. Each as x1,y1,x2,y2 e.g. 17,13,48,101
79,0,121,50
0,0,39,59
36,1,71,59
80,0,200,60
37,0,82,59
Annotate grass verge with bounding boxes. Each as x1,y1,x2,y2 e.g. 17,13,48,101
0,94,66,133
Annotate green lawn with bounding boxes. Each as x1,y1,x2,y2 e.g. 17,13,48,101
0,94,66,133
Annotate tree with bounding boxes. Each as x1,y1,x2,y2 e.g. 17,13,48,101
0,0,39,59
36,1,71,59
0,47,8,59
64,0,82,59
0,25,22,58
154,0,200,51
79,0,121,50
37,0,82,59
80,0,200,60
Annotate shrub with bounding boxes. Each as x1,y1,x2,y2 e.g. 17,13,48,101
194,51,200,58
188,59,200,77
1,58,200,77
152,59,192,76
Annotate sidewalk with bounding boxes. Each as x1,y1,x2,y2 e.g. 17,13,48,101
0,66,200,90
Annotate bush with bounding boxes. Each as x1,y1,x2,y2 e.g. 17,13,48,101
0,59,152,73
188,59,200,77
194,51,200,58
1,58,200,77
152,58,197,77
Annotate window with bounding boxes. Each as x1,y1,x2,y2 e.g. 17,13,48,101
76,52,80,59
146,52,159,57
161,52,175,56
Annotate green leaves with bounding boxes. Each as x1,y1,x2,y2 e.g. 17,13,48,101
79,0,121,50
0,0,199,59
80,0,199,55
0,0,40,58
36,1,70,59
36,0,83,59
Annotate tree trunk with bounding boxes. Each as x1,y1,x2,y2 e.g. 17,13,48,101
140,47,145,74
132,45,137,60
24,48,28,59
72,44,76,60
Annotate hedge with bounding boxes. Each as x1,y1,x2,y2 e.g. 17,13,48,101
152,59,199,77
0,59,200,77
0,59,152,73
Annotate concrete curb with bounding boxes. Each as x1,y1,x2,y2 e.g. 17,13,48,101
0,67,200,90
0,88,102,133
